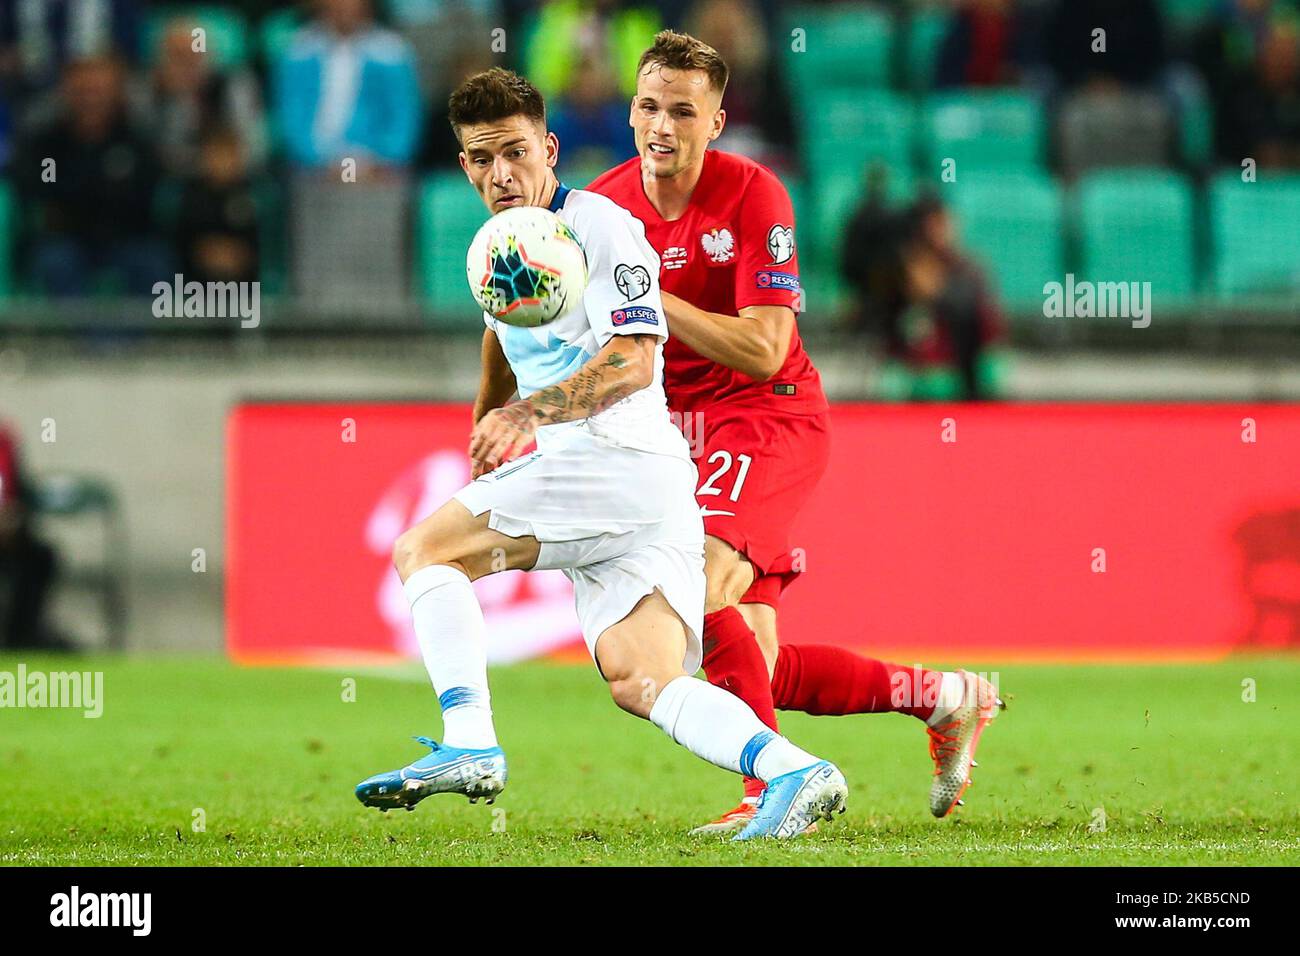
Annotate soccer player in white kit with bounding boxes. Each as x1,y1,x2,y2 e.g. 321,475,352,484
354,68,847,840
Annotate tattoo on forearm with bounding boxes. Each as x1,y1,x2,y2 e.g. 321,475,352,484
523,344,647,424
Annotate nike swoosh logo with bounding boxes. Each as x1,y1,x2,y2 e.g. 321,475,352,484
699,507,736,518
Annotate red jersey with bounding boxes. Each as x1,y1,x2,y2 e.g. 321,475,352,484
589,149,828,416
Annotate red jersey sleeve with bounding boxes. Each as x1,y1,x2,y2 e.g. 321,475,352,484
734,166,802,313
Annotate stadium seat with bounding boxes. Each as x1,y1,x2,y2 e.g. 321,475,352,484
1158,0,1219,35
920,91,1045,176
33,475,128,651
1058,89,1174,178
945,171,1063,309
1177,81,1214,170
1208,173,1300,298
1076,169,1196,304
903,6,953,92
144,5,249,70
798,89,915,182
779,3,895,93
259,8,303,65
0,183,12,299
879,352,1009,401
417,173,491,326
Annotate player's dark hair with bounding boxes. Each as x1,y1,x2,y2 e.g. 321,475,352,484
637,30,729,95
448,68,547,143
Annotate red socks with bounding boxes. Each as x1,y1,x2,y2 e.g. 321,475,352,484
700,612,940,803
771,644,940,721
700,606,776,799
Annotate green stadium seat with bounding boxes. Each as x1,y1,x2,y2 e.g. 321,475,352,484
903,7,952,92
1077,169,1196,303
0,182,12,298
780,3,895,93
945,172,1063,309
417,173,491,327
1177,82,1214,169
1208,173,1300,298
1158,0,1219,34
260,8,303,65
144,5,249,70
799,90,915,182
920,91,1045,176
33,475,128,651
880,352,1009,401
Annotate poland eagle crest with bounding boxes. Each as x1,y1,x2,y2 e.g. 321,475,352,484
701,228,735,264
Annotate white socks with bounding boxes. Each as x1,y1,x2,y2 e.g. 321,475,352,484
404,563,827,779
649,675,819,782
404,564,498,749
926,671,968,727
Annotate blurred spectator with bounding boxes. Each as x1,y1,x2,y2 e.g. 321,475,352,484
1207,12,1300,167
13,54,170,296
936,0,1041,88
386,0,500,99
0,0,142,114
0,96,11,169
898,196,1004,400
421,43,496,167
840,164,907,343
525,0,660,101
0,423,65,652
548,53,635,172
274,0,422,175
142,18,267,178
1044,0,1168,92
686,0,791,164
843,187,1004,401
173,125,260,285
1193,0,1280,98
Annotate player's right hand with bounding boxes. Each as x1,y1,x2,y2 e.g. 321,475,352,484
469,402,538,477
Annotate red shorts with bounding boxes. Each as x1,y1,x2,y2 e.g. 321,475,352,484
689,405,832,608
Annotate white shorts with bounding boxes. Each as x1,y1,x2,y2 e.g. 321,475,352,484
454,427,705,673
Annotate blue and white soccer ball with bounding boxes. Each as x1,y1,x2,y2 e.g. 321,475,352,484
466,206,588,328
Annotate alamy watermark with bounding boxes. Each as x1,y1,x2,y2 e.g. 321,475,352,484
151,274,260,328
0,664,103,718
1043,274,1151,329
50,886,150,936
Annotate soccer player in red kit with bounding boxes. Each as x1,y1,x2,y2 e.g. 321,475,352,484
590,32,1002,834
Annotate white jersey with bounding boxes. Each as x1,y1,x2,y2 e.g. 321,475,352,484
483,184,689,460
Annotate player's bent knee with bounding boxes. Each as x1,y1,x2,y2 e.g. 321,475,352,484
607,667,687,719
702,557,753,614
703,538,755,605
391,527,424,577
392,526,465,581
607,675,652,717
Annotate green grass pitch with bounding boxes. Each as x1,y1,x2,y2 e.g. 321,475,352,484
2,654,1297,866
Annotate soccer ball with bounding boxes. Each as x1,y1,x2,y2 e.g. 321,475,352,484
466,206,588,328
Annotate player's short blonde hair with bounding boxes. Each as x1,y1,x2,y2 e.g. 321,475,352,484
636,30,729,95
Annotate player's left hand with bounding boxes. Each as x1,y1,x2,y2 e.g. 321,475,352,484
469,401,538,476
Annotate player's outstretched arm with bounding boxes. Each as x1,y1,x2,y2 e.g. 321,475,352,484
472,328,519,426
468,333,656,473
661,292,794,382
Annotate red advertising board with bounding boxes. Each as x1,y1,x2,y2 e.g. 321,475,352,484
227,403,1300,665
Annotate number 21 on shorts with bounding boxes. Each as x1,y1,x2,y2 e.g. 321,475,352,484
698,450,752,502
